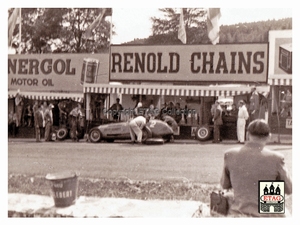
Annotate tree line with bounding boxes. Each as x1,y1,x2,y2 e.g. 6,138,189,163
8,8,292,54
9,8,112,54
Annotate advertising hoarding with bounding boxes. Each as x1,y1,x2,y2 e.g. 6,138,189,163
110,44,269,83
8,54,109,93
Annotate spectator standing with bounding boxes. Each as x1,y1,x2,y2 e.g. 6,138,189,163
44,103,54,142
58,100,68,126
220,119,292,217
280,89,292,118
94,95,102,120
183,105,189,124
15,92,24,127
34,104,44,142
211,102,217,118
168,101,175,117
212,100,223,143
32,101,39,123
40,102,48,138
229,103,238,119
69,103,83,142
109,98,124,121
249,87,260,122
89,96,96,120
8,111,18,137
237,100,249,144
133,102,143,118
145,104,156,120
24,104,33,127
174,102,182,124
160,102,169,119
258,97,268,120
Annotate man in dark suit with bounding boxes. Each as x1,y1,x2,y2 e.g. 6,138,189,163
249,86,260,122
212,100,223,143
34,104,44,142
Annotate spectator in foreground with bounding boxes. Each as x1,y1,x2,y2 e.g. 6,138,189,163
220,119,292,217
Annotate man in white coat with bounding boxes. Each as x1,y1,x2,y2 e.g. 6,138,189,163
237,100,249,144
129,115,146,144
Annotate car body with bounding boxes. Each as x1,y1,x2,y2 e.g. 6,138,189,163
88,118,174,143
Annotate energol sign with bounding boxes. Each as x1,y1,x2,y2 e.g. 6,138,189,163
110,44,269,83
8,54,109,92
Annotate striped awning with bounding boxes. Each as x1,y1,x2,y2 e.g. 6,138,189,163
8,91,83,102
84,83,269,97
268,75,292,86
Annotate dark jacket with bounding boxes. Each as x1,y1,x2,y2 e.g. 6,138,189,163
34,109,44,128
213,108,223,126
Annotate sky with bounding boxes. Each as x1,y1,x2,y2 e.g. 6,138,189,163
111,8,293,44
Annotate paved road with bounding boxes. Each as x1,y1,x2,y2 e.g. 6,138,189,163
8,139,292,183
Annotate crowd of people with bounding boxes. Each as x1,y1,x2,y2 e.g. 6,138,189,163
108,98,193,126
8,94,85,142
8,94,40,138
32,101,55,142
7,86,287,145
8,92,32,135
211,86,266,144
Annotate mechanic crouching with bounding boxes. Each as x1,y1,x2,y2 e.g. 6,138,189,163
129,116,146,144
129,102,149,144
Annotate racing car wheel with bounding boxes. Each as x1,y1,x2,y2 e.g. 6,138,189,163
56,127,68,140
195,125,212,141
89,129,102,143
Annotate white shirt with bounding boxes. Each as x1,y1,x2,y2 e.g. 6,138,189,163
238,105,249,120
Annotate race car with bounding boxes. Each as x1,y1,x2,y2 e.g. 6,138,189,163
88,119,174,143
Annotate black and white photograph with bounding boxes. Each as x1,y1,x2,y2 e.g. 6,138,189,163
5,0,298,223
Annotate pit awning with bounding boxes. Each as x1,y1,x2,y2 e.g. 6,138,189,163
8,90,83,102
268,75,292,86
83,83,269,97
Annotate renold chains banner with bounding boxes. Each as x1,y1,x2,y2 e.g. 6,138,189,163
8,54,109,92
110,44,269,83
